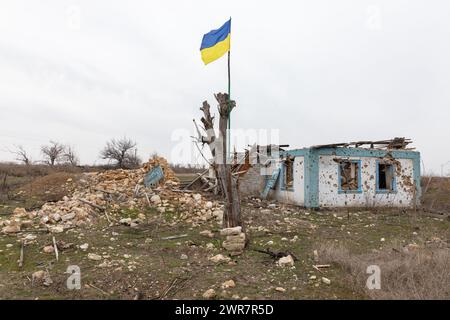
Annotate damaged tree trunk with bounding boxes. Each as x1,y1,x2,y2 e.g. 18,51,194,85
199,93,241,228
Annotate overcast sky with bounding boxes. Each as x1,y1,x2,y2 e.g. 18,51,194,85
1,0,449,174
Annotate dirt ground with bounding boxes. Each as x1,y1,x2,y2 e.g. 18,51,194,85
0,171,448,300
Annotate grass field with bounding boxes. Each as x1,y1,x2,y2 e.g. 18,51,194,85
0,165,448,300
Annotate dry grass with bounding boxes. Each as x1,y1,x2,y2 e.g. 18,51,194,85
317,242,450,299
421,176,450,212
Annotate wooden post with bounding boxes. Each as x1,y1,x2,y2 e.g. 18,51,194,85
199,93,241,228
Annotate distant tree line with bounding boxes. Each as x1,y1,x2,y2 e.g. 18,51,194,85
9,137,205,172
10,137,141,169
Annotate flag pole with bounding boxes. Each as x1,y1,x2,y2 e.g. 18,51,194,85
227,49,231,160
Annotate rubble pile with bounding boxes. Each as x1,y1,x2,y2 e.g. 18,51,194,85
1,157,223,235
142,156,179,184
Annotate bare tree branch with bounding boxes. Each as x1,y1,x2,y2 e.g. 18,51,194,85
63,145,79,166
100,137,141,169
10,145,31,165
41,141,65,166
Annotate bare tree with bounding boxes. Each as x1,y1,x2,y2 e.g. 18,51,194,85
195,93,241,228
41,141,65,166
10,145,31,165
63,145,79,166
100,137,140,168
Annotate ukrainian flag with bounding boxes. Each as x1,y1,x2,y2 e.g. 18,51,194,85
200,19,231,65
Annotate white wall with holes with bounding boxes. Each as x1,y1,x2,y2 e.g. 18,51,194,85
271,156,305,205
318,155,415,207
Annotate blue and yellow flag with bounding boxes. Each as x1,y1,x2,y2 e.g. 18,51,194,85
200,19,231,65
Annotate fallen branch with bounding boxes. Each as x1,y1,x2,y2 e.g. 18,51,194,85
53,236,59,262
253,248,297,261
144,192,151,206
183,169,209,190
78,198,106,211
160,234,188,240
92,188,115,195
18,240,24,268
313,264,330,268
88,283,109,295
312,264,330,274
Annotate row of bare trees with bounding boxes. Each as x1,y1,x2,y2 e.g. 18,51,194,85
11,142,79,166
10,137,141,169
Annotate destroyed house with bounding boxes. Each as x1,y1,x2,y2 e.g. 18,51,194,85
239,138,421,208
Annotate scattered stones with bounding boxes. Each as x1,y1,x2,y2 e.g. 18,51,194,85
221,279,236,289
220,226,242,236
277,255,294,267
180,254,188,260
221,227,246,256
205,201,213,209
275,287,286,292
43,274,53,286
43,245,55,253
321,277,331,285
61,212,76,222
209,254,231,263
2,225,21,234
79,243,89,251
88,253,102,261
202,288,216,299
200,230,214,238
13,208,27,217
32,270,46,281
48,226,64,233
150,195,161,204
120,218,132,226
24,234,37,241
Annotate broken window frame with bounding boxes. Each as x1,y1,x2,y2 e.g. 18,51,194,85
338,159,362,194
281,156,294,191
376,160,397,193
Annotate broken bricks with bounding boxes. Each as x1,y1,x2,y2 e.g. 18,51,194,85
221,227,246,256
0,156,224,237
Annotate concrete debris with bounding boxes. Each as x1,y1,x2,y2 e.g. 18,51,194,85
220,226,242,236
202,288,216,299
150,195,161,204
43,245,55,253
32,270,46,281
221,227,246,256
200,230,214,238
221,279,236,289
2,224,21,234
13,207,27,216
0,156,223,235
277,255,294,267
209,254,231,263
88,253,102,261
